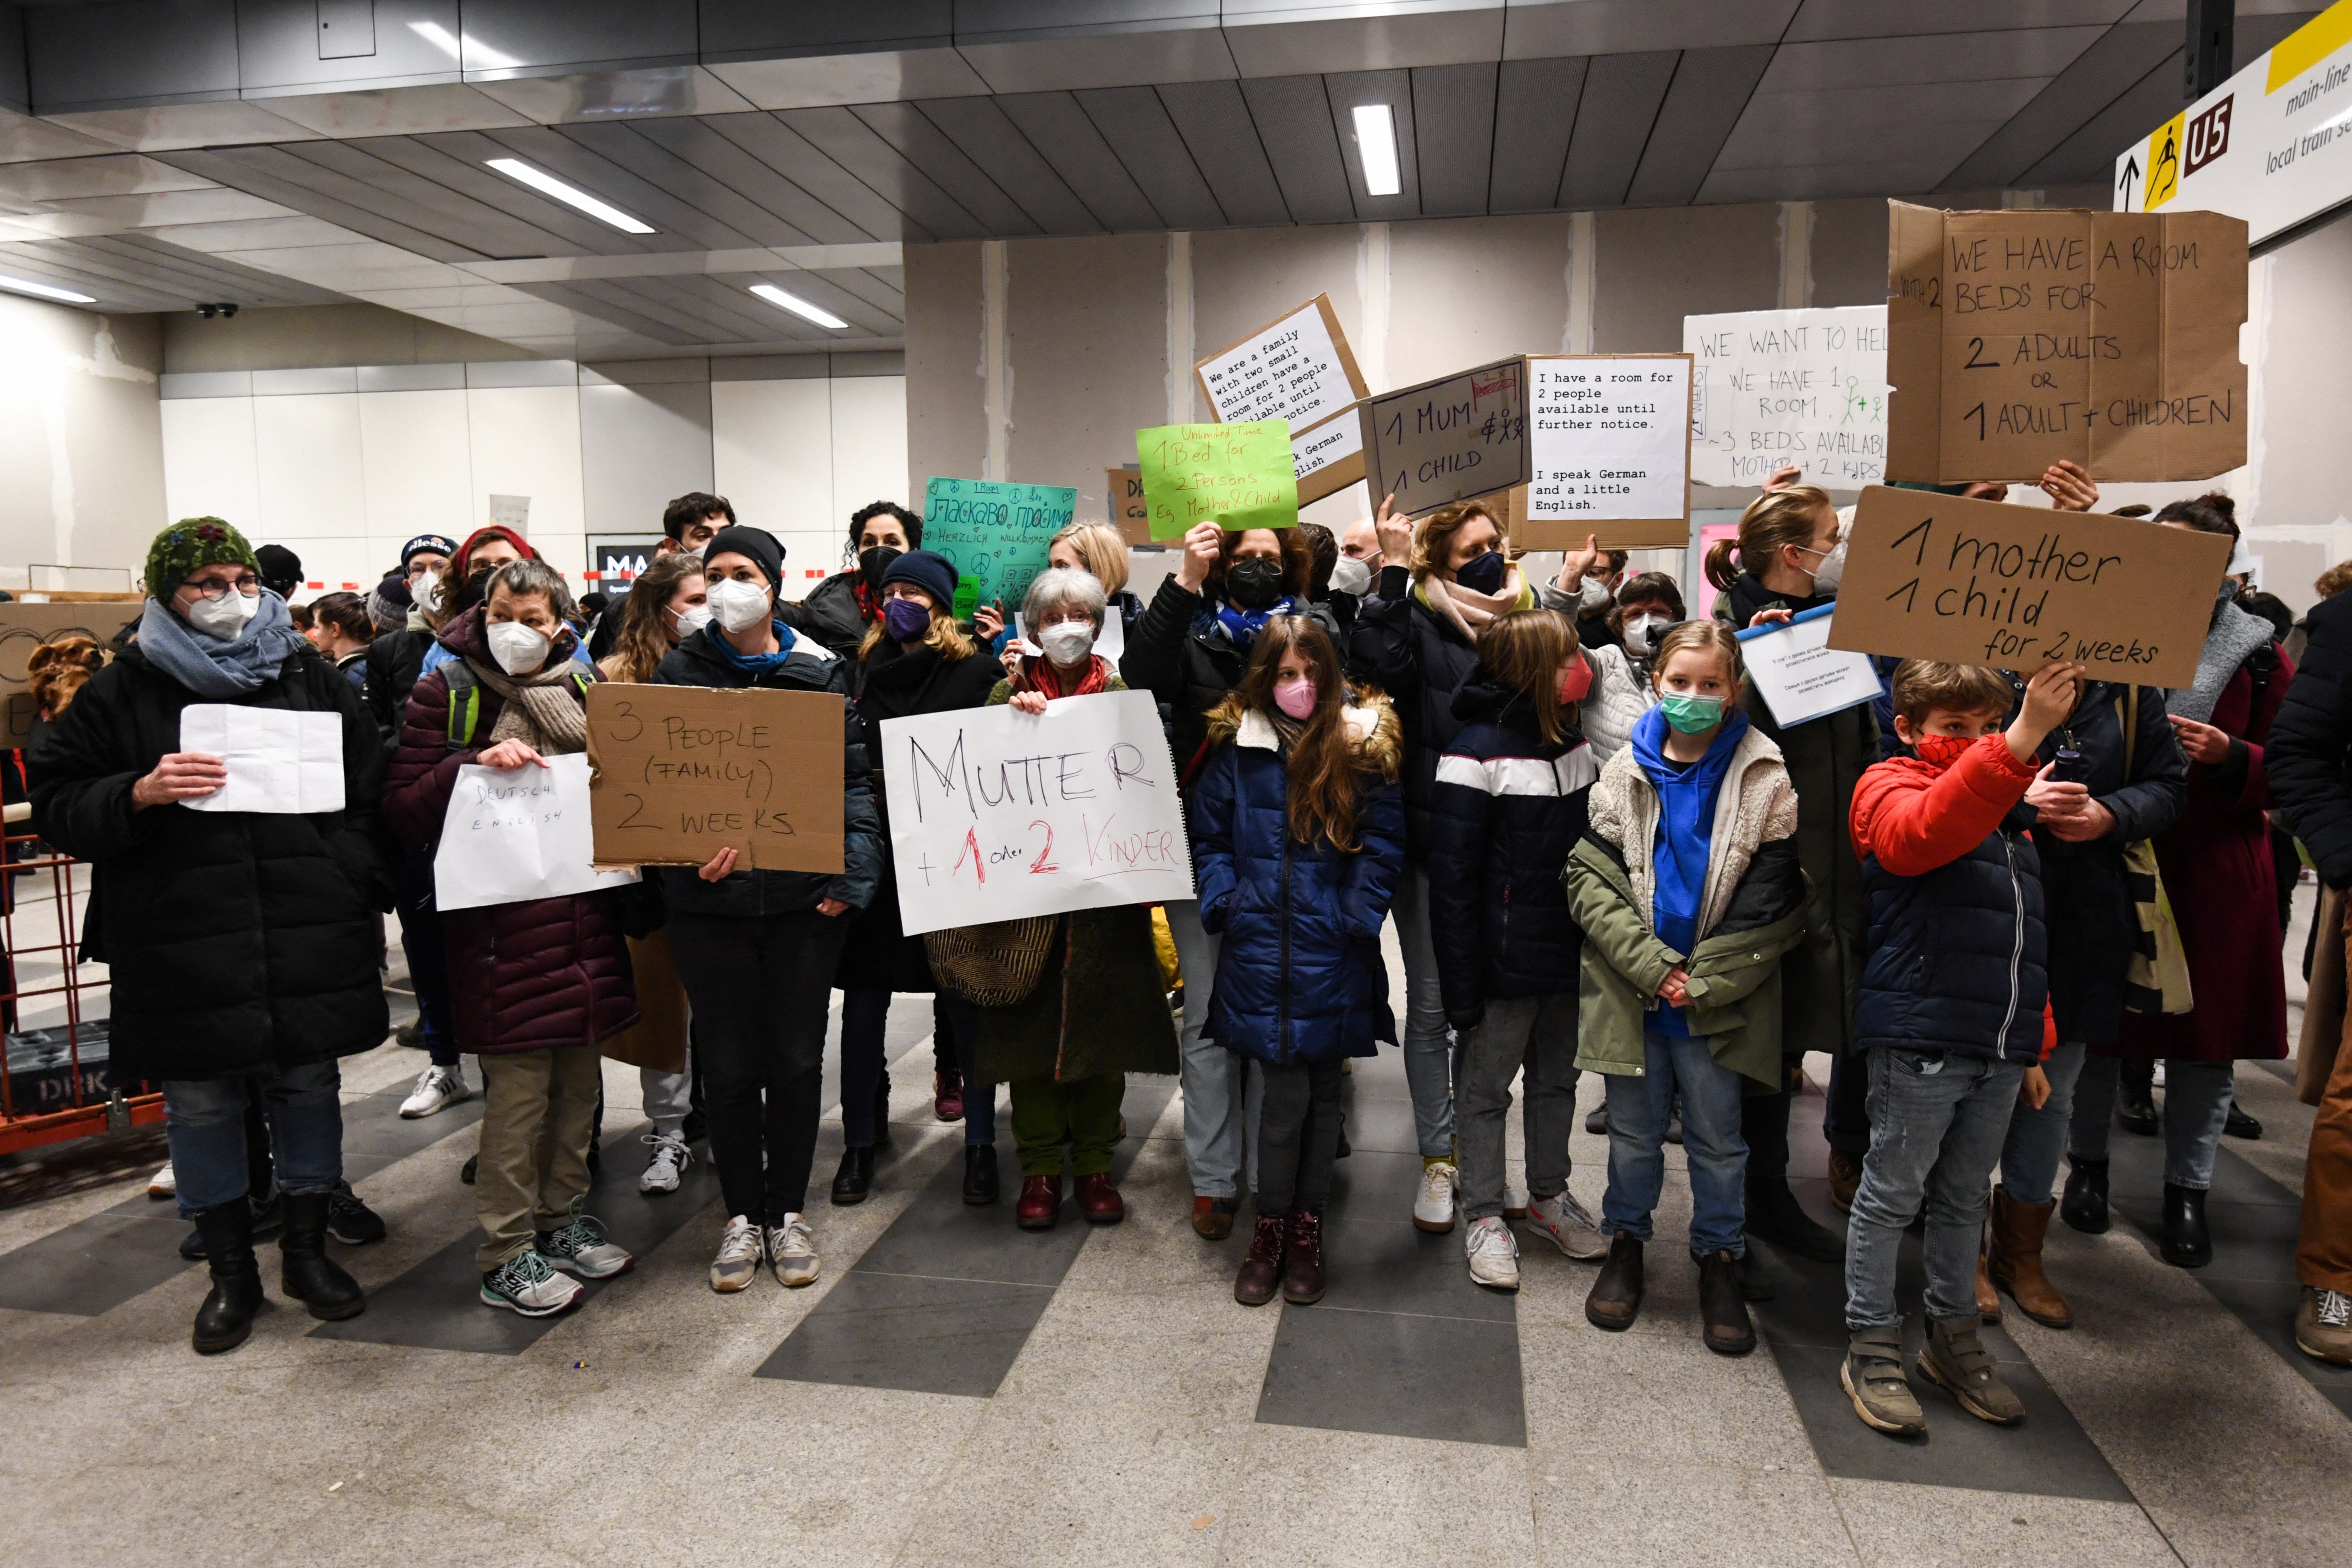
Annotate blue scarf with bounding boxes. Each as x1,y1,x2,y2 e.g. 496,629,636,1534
1629,703,1750,1036
135,592,311,699
1204,594,1300,650
707,620,800,675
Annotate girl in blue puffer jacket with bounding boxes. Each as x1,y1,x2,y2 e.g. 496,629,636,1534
1191,614,1406,1310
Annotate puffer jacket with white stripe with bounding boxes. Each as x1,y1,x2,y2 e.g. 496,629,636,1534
1425,672,1599,1028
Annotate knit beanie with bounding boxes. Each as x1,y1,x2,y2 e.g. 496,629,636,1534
145,517,259,599
703,525,785,591
367,572,411,635
881,549,960,613
255,543,303,597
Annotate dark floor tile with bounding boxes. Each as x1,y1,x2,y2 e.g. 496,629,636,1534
1324,1146,1440,1217
1256,1304,1525,1447
2199,1273,2352,1394
753,1271,1055,1396
1317,1212,1516,1323
0,1210,197,1316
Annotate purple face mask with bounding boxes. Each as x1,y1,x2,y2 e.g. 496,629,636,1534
883,596,932,642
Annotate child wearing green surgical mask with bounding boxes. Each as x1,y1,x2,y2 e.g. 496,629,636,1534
1562,620,1809,1356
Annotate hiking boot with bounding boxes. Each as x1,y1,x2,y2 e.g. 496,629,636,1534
1919,1315,2025,1425
934,1069,963,1123
1191,1194,1238,1240
1235,1213,1287,1306
1745,1177,1844,1263
1975,1225,2002,1323
2161,1182,2212,1268
1842,1327,1925,1436
1282,1209,1326,1305
2296,1287,2352,1366
1694,1249,1755,1355
189,1201,264,1355
2059,1156,2109,1234
1584,1233,1644,1331
1989,1190,2071,1329
1827,1150,1862,1214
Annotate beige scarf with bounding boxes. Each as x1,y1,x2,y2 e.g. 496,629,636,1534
468,655,591,756
1416,566,1528,641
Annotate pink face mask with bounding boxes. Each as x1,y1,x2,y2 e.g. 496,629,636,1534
1274,676,1318,720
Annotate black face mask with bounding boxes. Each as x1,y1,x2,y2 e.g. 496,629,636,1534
1225,558,1286,611
1454,549,1507,595
858,545,902,590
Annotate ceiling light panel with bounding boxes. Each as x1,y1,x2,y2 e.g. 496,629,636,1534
749,283,847,330
484,157,654,234
1352,103,1401,197
0,273,96,303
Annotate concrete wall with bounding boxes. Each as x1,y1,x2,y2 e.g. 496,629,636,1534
0,296,164,593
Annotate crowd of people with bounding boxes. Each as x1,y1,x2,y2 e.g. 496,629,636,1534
23,465,2352,1439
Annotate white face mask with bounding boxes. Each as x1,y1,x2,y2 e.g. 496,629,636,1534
1578,575,1613,614
185,587,260,641
1328,555,1373,597
673,603,713,640
1799,537,1846,595
1621,613,1664,652
412,570,442,614
485,620,550,675
706,577,771,634
1038,620,1095,667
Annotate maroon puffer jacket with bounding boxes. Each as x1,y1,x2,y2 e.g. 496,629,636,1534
381,610,638,1056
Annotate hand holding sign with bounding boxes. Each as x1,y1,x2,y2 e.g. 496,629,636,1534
1138,422,1299,541
586,684,845,872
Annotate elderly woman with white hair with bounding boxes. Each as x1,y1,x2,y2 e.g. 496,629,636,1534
973,567,1180,1231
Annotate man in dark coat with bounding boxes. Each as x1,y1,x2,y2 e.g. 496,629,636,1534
33,518,390,1354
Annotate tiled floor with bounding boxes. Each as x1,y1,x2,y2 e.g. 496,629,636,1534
3,894,2349,1565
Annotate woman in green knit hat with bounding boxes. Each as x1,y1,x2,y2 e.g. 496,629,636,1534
30,517,394,1354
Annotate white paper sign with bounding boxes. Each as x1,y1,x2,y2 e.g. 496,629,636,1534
433,753,638,912
1735,605,1884,728
1292,410,1362,483
1684,306,1889,488
1527,355,1692,521
879,688,1194,936
1197,300,1357,431
179,706,346,814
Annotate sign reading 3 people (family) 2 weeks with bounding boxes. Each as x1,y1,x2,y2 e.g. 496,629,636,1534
878,689,1194,935
1523,353,1692,549
585,684,845,872
1684,307,1889,488
921,477,1078,618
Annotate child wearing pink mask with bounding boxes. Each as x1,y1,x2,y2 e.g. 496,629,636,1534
1190,615,1407,1307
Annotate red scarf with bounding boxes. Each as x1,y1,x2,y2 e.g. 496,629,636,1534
1024,653,1111,700
849,576,879,624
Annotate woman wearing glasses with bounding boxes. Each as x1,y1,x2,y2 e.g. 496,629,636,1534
31,519,393,1354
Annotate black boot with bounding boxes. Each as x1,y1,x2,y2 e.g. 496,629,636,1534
1695,1249,1757,1356
1585,1233,1645,1330
190,1201,266,1355
2224,1099,2263,1140
830,1145,875,1205
2116,1060,2159,1136
179,1183,282,1261
1746,1178,1847,1263
2059,1156,2110,1234
963,1145,1000,1205
2161,1181,2212,1268
278,1191,364,1321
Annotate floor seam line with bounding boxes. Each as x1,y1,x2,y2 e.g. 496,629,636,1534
846,1269,1060,1290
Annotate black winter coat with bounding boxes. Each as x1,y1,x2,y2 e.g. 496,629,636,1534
781,571,876,670
31,643,393,1081
1424,676,1597,1028
1346,564,1504,859
2269,587,2352,887
649,626,884,920
1121,575,1341,788
360,626,434,752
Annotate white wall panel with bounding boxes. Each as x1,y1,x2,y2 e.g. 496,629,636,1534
467,384,586,579
262,535,375,596
160,396,260,539
831,375,910,528
359,387,473,565
581,381,714,537
253,393,365,542
713,377,834,601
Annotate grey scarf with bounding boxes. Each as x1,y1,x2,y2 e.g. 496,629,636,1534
135,592,310,699
2167,586,2274,724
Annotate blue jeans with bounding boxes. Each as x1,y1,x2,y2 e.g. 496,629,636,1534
1599,1032,1748,1257
398,845,458,1069
1998,1039,2090,1206
1389,863,1458,1160
840,991,997,1148
163,1060,344,1218
1845,1047,2024,1330
2071,1053,2237,1189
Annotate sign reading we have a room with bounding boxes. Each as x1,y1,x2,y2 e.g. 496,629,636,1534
585,683,844,872
1825,485,2231,688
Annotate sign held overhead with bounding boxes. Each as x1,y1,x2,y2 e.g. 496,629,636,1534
922,477,1078,620
1136,421,1299,540
1357,357,1530,517
1523,353,1692,550
1194,294,1371,506
1684,306,1889,488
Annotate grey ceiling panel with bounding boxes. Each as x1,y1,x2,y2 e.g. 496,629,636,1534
551,121,821,248
631,116,876,245
356,132,646,255
0,153,214,202
1221,3,1504,78
955,26,1236,94
1557,50,1677,210
456,0,697,77
1158,78,1290,226
470,66,757,124
1696,158,1959,204
1720,77,2047,165
1502,0,1799,58
1323,69,1420,222
816,266,908,316
474,125,764,250
1074,86,1225,229
516,278,705,345
2018,48,2186,186
910,96,1103,233
1784,0,2136,42
1409,61,1496,219
1758,27,2108,91
1236,74,1353,225
850,100,1043,235
284,138,600,258
993,92,1165,231
698,0,955,58
1938,20,2180,189
1488,56,1584,213
234,0,466,94
157,145,490,261
699,114,931,242
1714,106,2019,171
0,233,349,307
774,106,991,239
1628,45,1773,207
24,0,239,113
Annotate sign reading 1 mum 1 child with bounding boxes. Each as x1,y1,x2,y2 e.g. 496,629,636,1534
921,477,1078,619
1522,353,1692,549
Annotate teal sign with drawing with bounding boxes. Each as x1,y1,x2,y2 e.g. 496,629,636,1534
920,477,1078,620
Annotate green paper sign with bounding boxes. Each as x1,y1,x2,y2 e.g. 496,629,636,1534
920,477,1078,618
1136,420,1299,541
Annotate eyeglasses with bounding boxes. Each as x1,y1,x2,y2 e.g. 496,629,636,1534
881,585,931,604
181,576,258,600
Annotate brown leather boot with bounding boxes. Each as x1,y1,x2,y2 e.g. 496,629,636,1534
1989,1190,2073,1329
1584,1232,1644,1330
1975,1223,2002,1323
1282,1209,1326,1305
1234,1213,1287,1305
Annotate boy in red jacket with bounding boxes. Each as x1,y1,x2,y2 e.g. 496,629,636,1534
1838,658,2084,1439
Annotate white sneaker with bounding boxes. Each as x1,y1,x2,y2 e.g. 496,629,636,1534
1504,1178,1529,1220
538,1207,634,1280
399,1065,470,1119
1525,1190,1609,1261
710,1214,763,1293
638,1131,691,1195
480,1250,584,1317
147,1161,175,1200
767,1214,819,1288
1465,1216,1520,1290
1412,1159,1459,1233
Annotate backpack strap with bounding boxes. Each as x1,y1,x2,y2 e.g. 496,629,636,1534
443,662,480,750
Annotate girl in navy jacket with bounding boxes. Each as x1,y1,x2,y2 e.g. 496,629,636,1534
1191,614,1405,1310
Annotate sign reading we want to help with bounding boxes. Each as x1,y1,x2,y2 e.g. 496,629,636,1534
1684,306,1890,488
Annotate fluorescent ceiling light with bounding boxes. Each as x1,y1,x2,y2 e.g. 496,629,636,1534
0,274,95,304
750,283,848,331
1352,103,1401,197
409,20,518,71
485,157,654,234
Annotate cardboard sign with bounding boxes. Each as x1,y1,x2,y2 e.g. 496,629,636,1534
0,599,142,744
1194,293,1368,435
922,477,1078,620
585,683,845,872
1358,357,1531,517
1136,421,1299,541
1734,605,1884,728
1684,306,1889,487
433,753,638,912
878,689,1193,935
1106,467,1152,546
1825,485,2232,687
1289,408,1366,505
1886,201,2248,484
1523,354,1692,550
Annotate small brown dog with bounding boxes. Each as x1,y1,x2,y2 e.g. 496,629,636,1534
27,634,103,721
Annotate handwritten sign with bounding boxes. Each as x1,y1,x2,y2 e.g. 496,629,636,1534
922,477,1078,619
433,753,638,912
1684,307,1889,487
1136,421,1298,541
1358,357,1530,517
1886,201,2248,483
1194,293,1368,433
878,689,1194,935
585,683,845,871
1106,467,1152,546
1523,354,1691,549
1825,484,2231,687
